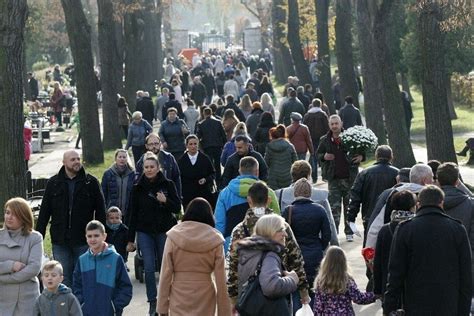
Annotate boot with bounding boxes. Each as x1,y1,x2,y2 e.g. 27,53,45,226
457,146,468,157
148,300,157,316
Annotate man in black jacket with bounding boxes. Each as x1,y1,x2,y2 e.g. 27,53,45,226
338,95,362,129
202,68,216,105
190,76,207,107
383,185,472,315
162,92,184,121
135,91,155,124
36,150,106,286
216,95,246,122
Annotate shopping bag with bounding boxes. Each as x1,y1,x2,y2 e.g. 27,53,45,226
295,303,313,316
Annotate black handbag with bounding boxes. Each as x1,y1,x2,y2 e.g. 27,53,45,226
236,252,292,316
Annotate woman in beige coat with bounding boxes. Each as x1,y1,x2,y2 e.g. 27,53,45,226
0,197,43,315
158,198,231,316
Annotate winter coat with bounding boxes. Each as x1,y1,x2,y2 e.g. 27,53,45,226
222,117,239,141
196,116,227,149
383,206,472,315
258,82,274,97
135,96,155,124
125,120,153,149
216,103,246,122
73,245,132,316
215,175,280,252
0,229,42,316
162,99,184,121
118,106,132,126
221,148,268,187
224,79,240,100
278,97,305,126
191,82,207,105
286,123,313,155
105,223,129,263
101,164,135,217
202,74,216,96
303,107,329,145
282,198,331,283
36,167,106,246
245,108,264,140
157,221,231,316
128,171,181,240
24,125,32,161
264,139,297,190
338,104,362,130
373,221,398,297
33,283,83,316
159,118,190,155
184,107,200,134
50,89,64,113
254,125,273,156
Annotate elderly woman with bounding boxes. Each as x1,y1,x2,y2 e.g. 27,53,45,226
125,111,153,164
158,198,231,316
281,178,331,312
0,197,43,315
236,214,298,315
159,107,190,160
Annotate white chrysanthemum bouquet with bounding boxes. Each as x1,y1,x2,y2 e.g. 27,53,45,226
340,125,378,156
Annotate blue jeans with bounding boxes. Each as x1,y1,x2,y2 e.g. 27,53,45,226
297,152,307,161
52,244,88,287
137,231,167,302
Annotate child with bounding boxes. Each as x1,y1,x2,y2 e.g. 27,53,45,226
105,206,129,263
34,260,83,316
313,246,377,315
73,220,132,316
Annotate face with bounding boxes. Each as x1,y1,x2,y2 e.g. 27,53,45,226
146,136,161,154
107,212,122,224
4,207,22,230
329,118,342,134
235,141,249,156
144,159,160,179
86,229,107,254
115,152,128,168
63,151,81,175
168,111,177,122
41,268,64,291
272,226,288,246
186,138,199,155
133,117,142,124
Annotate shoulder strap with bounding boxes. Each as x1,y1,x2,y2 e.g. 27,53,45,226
288,205,293,227
255,251,268,275
278,188,285,209
289,125,301,141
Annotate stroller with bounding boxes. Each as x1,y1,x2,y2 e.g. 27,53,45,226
133,243,160,283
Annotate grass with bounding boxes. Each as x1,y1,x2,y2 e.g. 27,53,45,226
83,149,117,179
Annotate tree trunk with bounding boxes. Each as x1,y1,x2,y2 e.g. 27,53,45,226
271,0,294,84
61,0,104,164
97,0,122,150
446,74,457,119
287,0,312,85
373,0,416,167
355,0,386,144
418,3,457,163
335,0,359,107
162,0,173,56
83,0,100,65
0,0,28,217
400,71,414,102
315,0,334,113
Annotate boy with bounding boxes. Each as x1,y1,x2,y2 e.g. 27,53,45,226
73,220,132,316
105,206,129,263
34,260,83,316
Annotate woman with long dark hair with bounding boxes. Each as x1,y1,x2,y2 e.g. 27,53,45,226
254,112,276,156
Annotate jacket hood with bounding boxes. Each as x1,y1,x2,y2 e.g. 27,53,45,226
267,138,291,152
307,107,323,114
442,185,469,209
86,243,117,258
237,236,283,266
167,221,224,252
44,283,72,299
228,175,259,198
395,182,424,193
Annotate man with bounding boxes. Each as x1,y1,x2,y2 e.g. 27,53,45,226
215,157,279,252
303,98,329,183
162,92,184,121
27,72,39,101
227,181,309,309
275,160,339,246
215,95,246,122
135,91,154,124
317,114,362,241
221,135,268,187
383,185,471,315
297,86,311,112
190,76,207,107
223,74,240,101
36,150,106,286
279,88,305,126
196,107,227,185
338,96,362,129
135,133,181,197
244,82,258,102
347,145,399,242
286,112,314,160
155,88,169,122
201,68,216,105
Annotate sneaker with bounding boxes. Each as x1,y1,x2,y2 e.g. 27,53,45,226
346,235,354,242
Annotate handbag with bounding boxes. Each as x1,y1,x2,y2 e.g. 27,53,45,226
236,252,291,316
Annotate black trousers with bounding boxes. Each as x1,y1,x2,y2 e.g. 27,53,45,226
203,146,223,184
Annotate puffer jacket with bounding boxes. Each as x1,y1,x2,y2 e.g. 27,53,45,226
101,164,135,216
125,120,153,149
264,139,297,190
303,107,329,144
158,118,189,154
34,283,83,316
246,108,264,140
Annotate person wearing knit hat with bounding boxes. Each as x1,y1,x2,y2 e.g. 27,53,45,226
282,177,332,312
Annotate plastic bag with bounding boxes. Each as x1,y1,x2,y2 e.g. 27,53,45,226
295,303,313,316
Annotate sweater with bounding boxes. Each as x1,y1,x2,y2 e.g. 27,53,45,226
34,283,83,316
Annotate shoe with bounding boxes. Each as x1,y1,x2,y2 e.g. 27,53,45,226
457,147,468,156
149,301,157,316
346,235,354,242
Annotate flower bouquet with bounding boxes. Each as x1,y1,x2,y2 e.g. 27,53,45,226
361,247,375,272
340,125,378,156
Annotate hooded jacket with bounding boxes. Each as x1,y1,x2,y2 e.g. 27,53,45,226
101,164,135,216
303,107,329,144
221,148,268,187
34,283,83,316
264,139,297,190
157,221,231,316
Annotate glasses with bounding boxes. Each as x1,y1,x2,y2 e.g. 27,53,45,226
147,142,160,146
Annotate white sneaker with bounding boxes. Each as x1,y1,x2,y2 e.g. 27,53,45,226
346,235,354,242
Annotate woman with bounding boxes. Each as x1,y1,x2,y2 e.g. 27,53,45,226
281,178,331,312
178,135,216,209
236,214,298,315
159,107,190,160
24,119,32,170
0,197,43,315
220,122,250,167
118,97,132,139
171,79,183,105
314,92,330,117
245,101,265,141
264,125,297,190
101,149,135,218
260,92,275,118
127,152,181,315
50,81,64,127
238,94,253,120
215,72,226,98
222,109,240,141
158,198,231,316
125,111,153,164
237,62,248,82
254,112,276,156
258,76,274,97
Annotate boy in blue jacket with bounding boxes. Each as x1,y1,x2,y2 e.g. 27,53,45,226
73,220,132,316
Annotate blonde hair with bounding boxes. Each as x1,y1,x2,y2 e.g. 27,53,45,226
132,111,142,120
114,149,134,170
42,260,63,275
314,246,351,294
254,214,285,239
3,197,34,235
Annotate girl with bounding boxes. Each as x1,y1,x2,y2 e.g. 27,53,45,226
313,246,376,315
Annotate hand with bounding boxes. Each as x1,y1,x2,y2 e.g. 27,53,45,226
352,154,363,164
349,222,362,237
12,261,26,272
300,295,311,304
324,153,335,161
156,191,167,203
162,141,168,149
284,270,299,284
126,242,136,252
198,178,206,185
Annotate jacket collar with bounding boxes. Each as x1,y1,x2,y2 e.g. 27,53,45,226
57,166,87,181
0,229,22,248
415,205,445,217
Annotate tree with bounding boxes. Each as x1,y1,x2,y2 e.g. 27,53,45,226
271,0,294,83
287,0,312,85
240,0,272,50
314,0,335,113
61,0,104,164
0,0,28,217
334,0,359,107
98,0,122,150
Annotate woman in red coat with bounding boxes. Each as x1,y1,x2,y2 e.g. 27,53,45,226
50,82,64,127
24,120,32,169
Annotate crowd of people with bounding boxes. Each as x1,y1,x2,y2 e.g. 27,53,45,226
4,48,473,316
